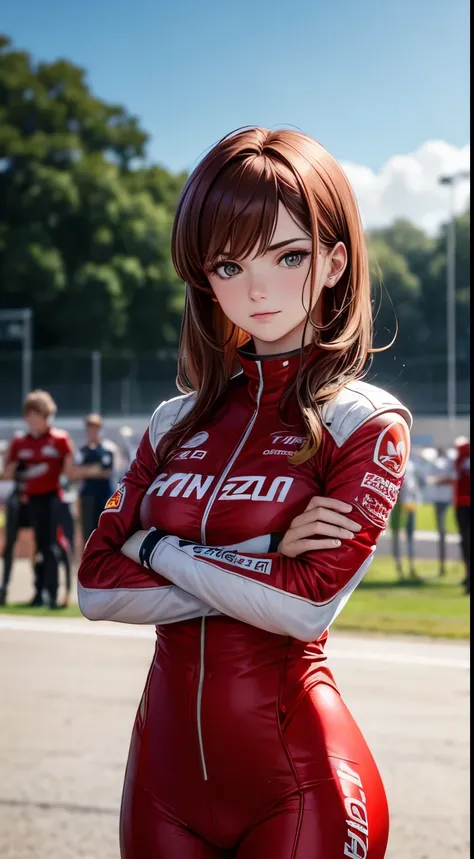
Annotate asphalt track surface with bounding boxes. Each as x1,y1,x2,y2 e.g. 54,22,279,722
0,602,469,859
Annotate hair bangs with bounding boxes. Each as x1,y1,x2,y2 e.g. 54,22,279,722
199,156,280,270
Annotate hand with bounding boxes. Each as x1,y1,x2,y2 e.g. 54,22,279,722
278,496,362,558
85,464,104,477
121,530,149,562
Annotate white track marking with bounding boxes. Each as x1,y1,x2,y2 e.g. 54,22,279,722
0,616,469,669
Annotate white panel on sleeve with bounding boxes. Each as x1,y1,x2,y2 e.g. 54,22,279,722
77,581,218,625
149,537,375,642
320,381,413,447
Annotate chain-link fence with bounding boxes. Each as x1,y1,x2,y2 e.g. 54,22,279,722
0,347,470,418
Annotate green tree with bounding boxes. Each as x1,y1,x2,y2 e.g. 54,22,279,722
0,34,186,351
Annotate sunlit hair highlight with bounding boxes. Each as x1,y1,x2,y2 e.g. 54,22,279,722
164,126,374,463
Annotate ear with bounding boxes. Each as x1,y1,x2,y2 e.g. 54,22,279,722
325,241,348,288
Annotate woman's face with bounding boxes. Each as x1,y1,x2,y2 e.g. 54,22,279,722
206,203,347,355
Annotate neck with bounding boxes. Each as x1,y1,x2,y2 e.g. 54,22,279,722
251,319,313,356
237,341,318,406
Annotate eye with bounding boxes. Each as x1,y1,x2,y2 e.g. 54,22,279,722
279,250,310,268
211,261,242,279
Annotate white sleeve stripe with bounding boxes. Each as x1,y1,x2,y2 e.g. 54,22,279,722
77,581,215,625
151,538,374,642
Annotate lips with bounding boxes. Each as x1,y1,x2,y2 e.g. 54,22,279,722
250,311,281,318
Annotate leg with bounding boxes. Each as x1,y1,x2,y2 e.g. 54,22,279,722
30,495,60,607
58,499,75,560
80,495,97,546
21,499,46,603
237,683,389,859
120,780,230,859
434,503,447,576
390,502,403,577
405,510,417,578
455,506,470,594
390,502,403,579
0,493,21,602
57,536,72,606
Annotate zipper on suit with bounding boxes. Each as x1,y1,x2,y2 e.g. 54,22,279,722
195,362,265,781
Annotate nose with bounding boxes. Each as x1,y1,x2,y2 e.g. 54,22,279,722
247,273,268,302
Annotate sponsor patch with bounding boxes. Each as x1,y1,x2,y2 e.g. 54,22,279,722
190,544,272,575
354,492,391,527
25,463,49,479
373,420,410,478
41,445,60,458
337,760,369,859
361,471,399,505
270,431,307,447
103,482,126,512
145,472,294,503
175,449,207,460
181,431,209,449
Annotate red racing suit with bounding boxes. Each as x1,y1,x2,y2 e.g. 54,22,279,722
78,347,412,859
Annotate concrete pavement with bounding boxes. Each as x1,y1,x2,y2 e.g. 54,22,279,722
0,615,469,859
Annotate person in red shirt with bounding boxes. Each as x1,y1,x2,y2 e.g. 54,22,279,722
454,437,470,594
1,390,101,608
78,128,411,858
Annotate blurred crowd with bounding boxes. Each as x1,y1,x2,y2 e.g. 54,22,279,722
389,440,470,594
0,389,138,608
0,389,470,608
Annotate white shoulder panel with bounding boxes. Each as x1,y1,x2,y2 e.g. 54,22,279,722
320,380,413,448
148,393,196,454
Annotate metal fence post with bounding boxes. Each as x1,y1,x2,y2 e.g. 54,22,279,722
91,350,102,414
21,309,33,404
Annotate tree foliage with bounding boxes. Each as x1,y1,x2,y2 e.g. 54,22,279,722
0,34,186,351
0,34,470,380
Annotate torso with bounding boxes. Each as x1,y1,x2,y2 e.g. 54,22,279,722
78,443,114,497
9,429,71,496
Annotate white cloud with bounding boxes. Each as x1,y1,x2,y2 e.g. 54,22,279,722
341,141,470,236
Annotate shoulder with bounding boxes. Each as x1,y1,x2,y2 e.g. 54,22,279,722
320,380,412,448
100,439,117,454
49,428,70,441
148,392,196,450
49,428,73,452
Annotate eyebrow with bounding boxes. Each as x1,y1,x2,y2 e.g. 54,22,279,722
266,237,311,252
218,236,311,260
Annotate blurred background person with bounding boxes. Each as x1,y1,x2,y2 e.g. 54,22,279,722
427,446,454,577
75,414,116,545
0,392,102,607
453,437,470,595
390,456,423,580
430,437,470,594
118,425,138,479
0,459,37,606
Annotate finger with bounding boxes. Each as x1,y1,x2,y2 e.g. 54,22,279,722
305,496,353,513
291,507,361,532
282,538,342,556
288,522,357,541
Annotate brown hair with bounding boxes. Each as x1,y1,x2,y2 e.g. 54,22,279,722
165,126,373,463
23,390,57,419
86,413,103,428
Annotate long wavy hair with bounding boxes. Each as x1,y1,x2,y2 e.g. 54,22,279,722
161,126,373,464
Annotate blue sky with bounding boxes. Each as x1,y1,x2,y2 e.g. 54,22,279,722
2,0,469,175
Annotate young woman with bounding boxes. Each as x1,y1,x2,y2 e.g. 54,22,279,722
78,127,412,858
